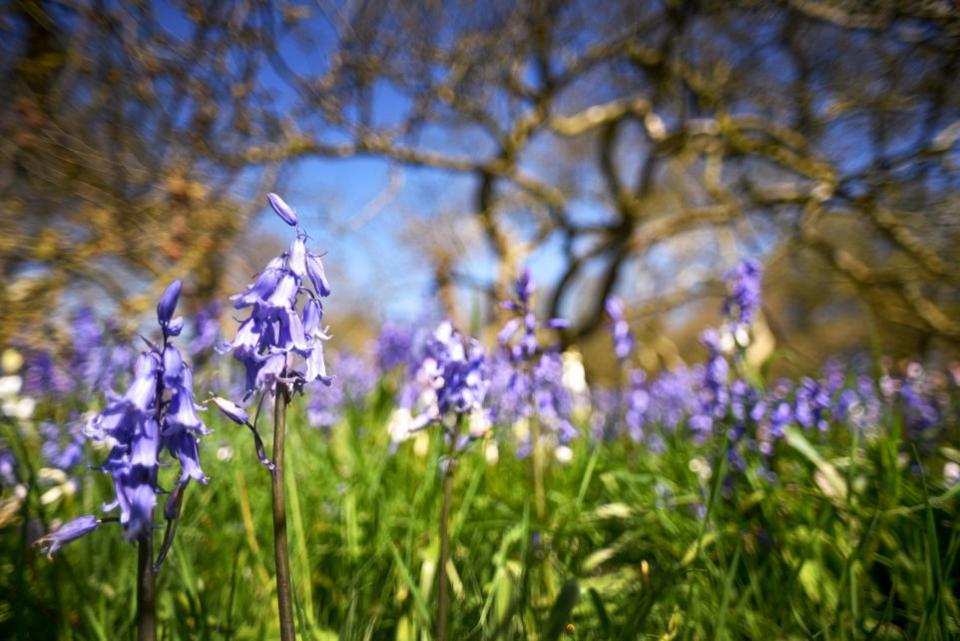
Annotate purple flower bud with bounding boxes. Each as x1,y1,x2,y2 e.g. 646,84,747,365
267,192,298,226
209,397,249,425
157,280,182,326
36,515,100,556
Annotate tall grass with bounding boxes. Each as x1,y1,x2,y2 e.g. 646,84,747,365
1,385,957,639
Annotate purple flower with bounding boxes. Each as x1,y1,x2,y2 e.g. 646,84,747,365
305,352,377,429
220,195,333,398
268,192,299,226
375,322,416,373
40,420,85,472
605,296,634,362
497,270,566,364
209,397,249,425
80,281,209,542
157,280,183,331
723,259,762,328
402,321,488,439
0,445,17,487
21,350,74,399
188,301,222,356
36,515,101,557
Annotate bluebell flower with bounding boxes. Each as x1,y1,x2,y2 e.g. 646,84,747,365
47,280,208,550
36,515,101,557
399,321,488,443
220,195,333,400
268,192,299,227
488,271,576,455
305,352,377,429
0,444,17,487
188,301,223,357
723,259,762,330
21,350,74,399
605,296,634,362
40,420,85,472
375,322,416,373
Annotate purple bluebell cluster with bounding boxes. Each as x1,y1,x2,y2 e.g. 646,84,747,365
590,258,910,481
38,280,208,553
486,271,575,455
19,308,134,401
396,321,488,442
306,352,378,429
188,300,223,357
375,322,417,373
723,258,762,335
39,419,85,473
605,296,634,363
219,193,332,398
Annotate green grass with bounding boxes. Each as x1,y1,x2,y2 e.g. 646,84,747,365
1,387,958,640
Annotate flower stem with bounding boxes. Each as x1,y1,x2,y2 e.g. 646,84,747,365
530,415,546,521
272,385,297,641
137,534,157,641
436,418,460,641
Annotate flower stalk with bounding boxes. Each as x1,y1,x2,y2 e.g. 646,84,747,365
272,383,296,641
137,534,157,641
436,415,463,641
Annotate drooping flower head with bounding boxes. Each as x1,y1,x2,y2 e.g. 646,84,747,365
497,269,568,363
605,296,634,362
723,258,763,338
219,193,332,398
488,271,575,455
392,321,488,445
40,280,209,552
210,194,333,472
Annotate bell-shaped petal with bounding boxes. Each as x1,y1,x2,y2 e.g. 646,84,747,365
125,354,159,411
231,268,282,309
36,515,100,556
288,238,306,277
306,253,331,297
166,431,207,484
162,345,184,387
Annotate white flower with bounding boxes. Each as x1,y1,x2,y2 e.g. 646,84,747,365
484,441,499,465
387,407,415,443
0,375,22,398
469,409,491,439
944,461,960,485
688,457,712,483
554,445,574,464
2,397,35,420
561,350,587,395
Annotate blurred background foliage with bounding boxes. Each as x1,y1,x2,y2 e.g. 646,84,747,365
1,0,959,373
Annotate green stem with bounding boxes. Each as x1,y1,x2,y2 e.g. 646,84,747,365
530,415,545,522
137,534,157,641
437,417,461,641
272,385,297,641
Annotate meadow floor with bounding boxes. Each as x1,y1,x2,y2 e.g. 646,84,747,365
2,388,958,640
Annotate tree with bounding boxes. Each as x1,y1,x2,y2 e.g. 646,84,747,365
3,0,959,360
0,0,284,341
244,0,960,356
